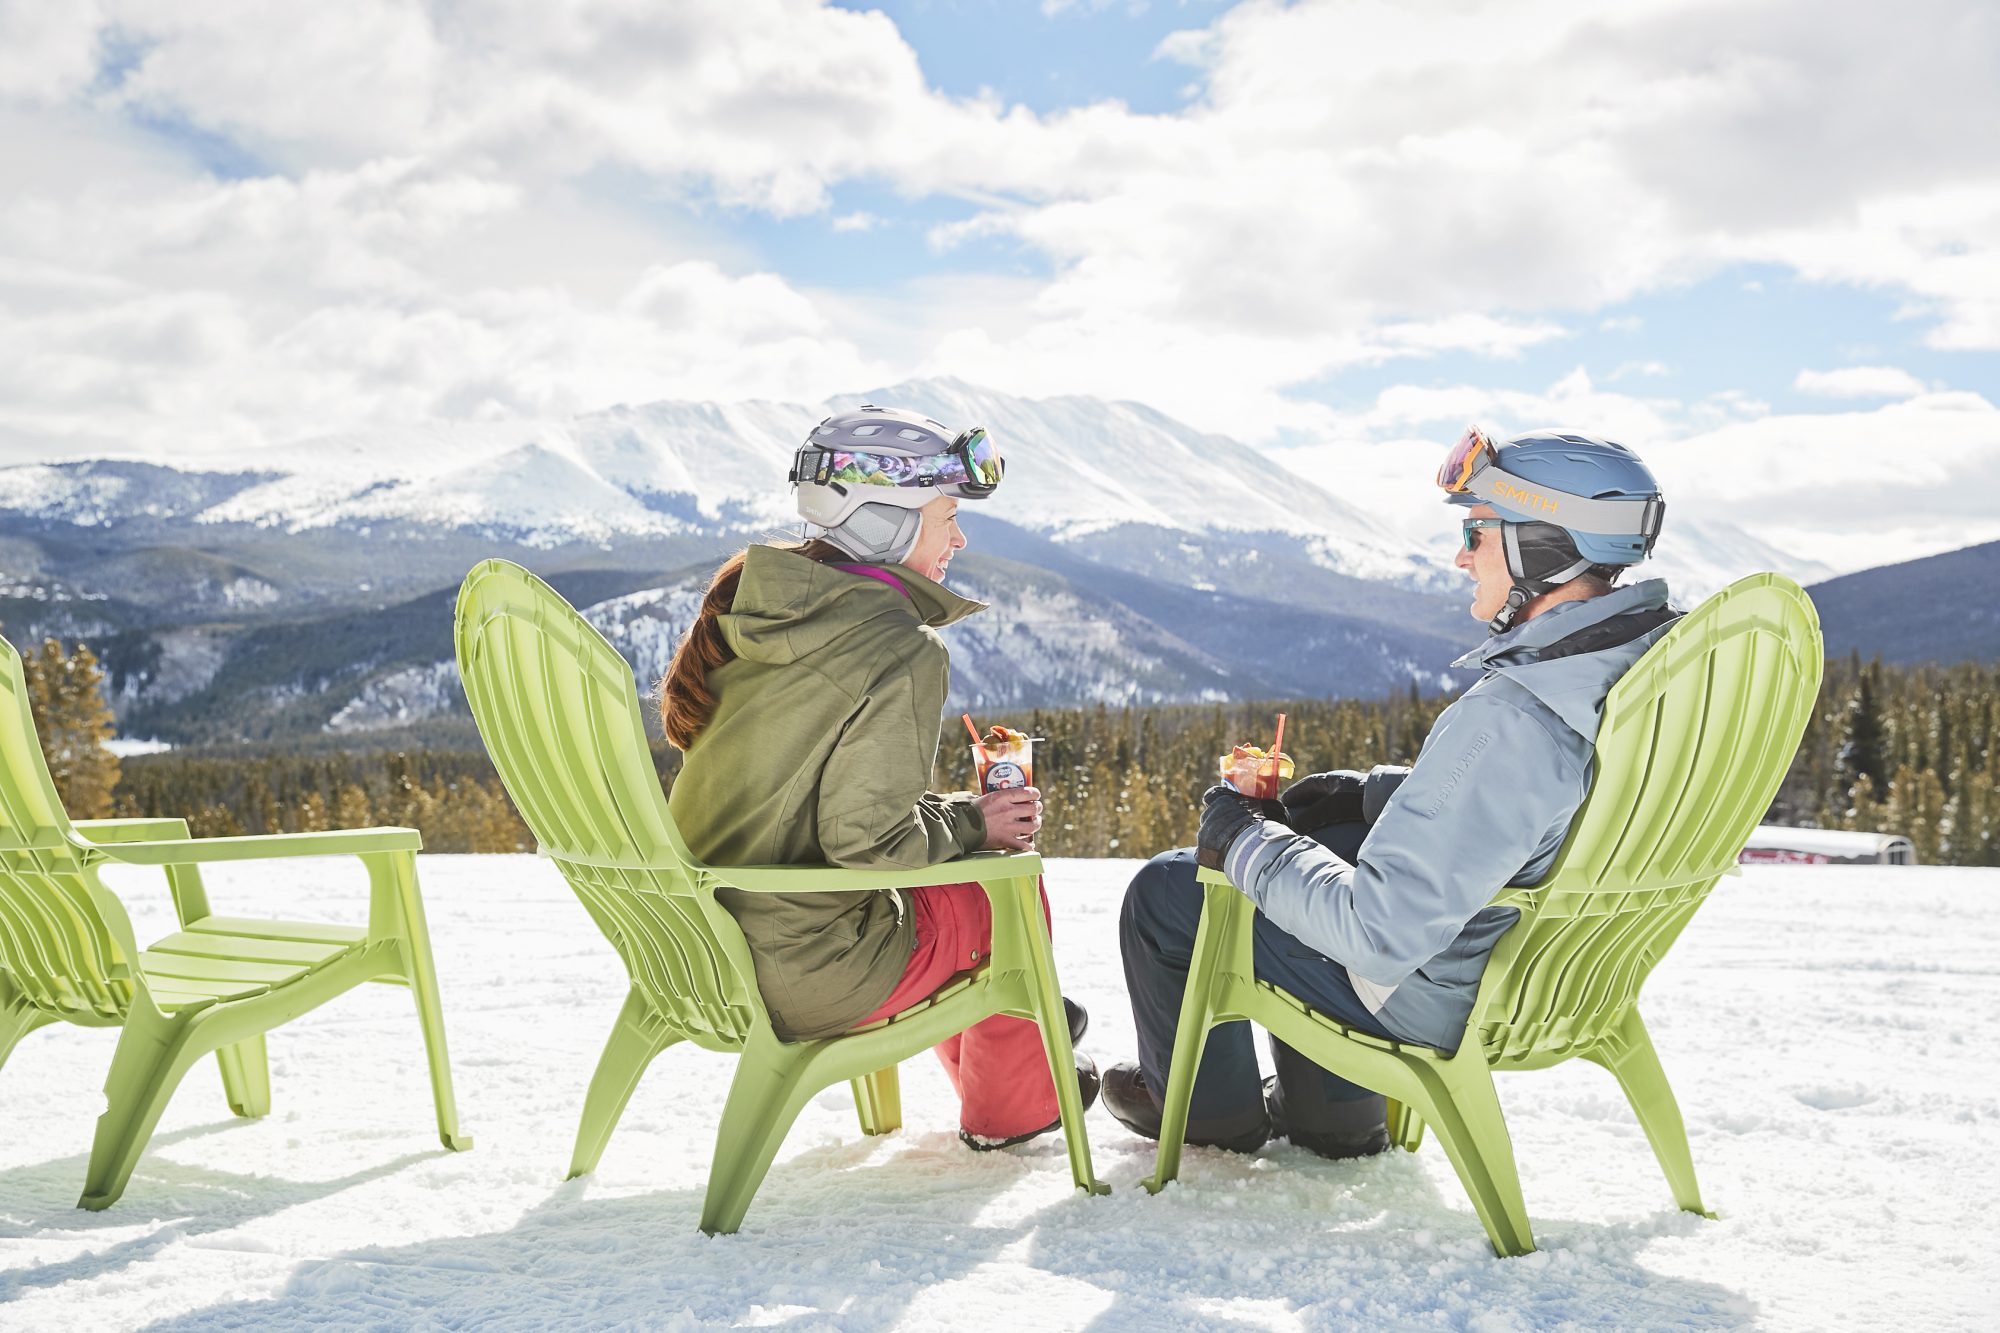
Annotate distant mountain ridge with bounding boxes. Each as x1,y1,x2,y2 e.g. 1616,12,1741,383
0,378,1854,743
1807,540,2000,665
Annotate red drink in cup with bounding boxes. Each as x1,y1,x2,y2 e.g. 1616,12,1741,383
1217,712,1293,799
1217,744,1293,799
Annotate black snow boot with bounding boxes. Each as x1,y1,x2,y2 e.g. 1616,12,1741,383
1262,1073,1390,1160
1100,1061,1270,1154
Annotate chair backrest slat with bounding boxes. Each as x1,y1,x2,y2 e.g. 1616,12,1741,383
1474,575,1821,1066
454,561,759,1045
0,637,137,1020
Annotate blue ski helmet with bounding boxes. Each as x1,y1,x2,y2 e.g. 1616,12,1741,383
1438,428,1665,633
1440,429,1664,568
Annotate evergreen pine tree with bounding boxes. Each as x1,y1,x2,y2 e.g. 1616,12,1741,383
334,784,372,829
297,789,331,833
23,638,122,818
1884,763,1948,865
190,803,244,838
1834,667,1888,802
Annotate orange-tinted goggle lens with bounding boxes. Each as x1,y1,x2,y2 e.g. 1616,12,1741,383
1437,427,1494,493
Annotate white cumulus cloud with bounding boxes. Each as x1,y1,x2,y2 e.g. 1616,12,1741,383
1794,366,1928,399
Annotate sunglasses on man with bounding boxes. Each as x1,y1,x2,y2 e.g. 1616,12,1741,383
1461,516,1505,551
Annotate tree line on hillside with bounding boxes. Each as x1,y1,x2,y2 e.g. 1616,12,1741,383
1771,654,2000,866
16,638,2000,866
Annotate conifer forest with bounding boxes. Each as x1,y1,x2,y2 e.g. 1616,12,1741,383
21,639,2000,867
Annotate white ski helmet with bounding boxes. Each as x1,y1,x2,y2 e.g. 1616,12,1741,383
789,405,1004,562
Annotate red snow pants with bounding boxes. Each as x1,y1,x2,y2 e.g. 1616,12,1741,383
856,880,1060,1140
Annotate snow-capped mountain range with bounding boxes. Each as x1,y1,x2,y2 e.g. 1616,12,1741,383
0,379,1451,581
0,379,1829,743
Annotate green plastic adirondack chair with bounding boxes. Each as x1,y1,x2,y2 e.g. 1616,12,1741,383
1144,573,1822,1256
452,558,1106,1235
0,636,469,1210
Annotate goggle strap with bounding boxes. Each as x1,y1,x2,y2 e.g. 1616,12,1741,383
789,448,836,485
1467,466,1662,538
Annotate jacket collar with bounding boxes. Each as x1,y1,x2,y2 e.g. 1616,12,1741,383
721,545,986,665
1452,578,1673,671
879,563,987,629
1451,578,1677,743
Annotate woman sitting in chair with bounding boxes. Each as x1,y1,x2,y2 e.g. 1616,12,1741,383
659,406,1097,1150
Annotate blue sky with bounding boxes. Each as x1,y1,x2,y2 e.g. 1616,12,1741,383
1294,267,1999,420
829,0,1222,116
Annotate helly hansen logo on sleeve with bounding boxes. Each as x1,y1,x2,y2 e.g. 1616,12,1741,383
1422,731,1492,819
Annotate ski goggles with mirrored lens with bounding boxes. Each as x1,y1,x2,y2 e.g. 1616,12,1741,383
1437,426,1499,495
791,427,1003,497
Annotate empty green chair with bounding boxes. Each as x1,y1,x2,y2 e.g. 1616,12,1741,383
1145,573,1822,1256
452,558,1105,1235
0,635,469,1210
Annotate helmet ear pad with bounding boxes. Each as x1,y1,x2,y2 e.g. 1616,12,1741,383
1506,521,1600,588
817,501,924,563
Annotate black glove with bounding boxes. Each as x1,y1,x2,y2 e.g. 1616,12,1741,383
1197,784,1272,870
1278,769,1366,833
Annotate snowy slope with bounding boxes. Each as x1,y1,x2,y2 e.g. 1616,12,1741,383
828,381,1438,585
1,859,1992,1331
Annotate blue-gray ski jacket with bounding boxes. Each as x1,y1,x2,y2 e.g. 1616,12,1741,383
1220,579,1680,1052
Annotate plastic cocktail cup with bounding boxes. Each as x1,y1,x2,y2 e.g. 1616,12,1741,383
973,737,1034,792
1217,748,1292,800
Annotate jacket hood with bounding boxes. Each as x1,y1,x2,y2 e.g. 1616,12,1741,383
718,545,986,665
1452,578,1675,742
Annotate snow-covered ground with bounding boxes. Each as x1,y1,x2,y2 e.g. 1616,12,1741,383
2,857,1994,1331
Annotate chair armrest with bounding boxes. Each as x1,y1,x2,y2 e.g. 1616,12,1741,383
1195,865,1232,888
77,826,422,866
70,817,193,844
709,850,1043,894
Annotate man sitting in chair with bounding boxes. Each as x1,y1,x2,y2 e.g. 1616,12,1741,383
1105,429,1681,1158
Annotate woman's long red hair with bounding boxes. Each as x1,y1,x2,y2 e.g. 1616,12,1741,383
659,539,845,750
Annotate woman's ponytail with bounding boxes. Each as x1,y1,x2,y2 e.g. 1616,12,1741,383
659,539,845,750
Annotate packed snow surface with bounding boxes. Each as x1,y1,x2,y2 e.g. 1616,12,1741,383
2,859,1993,1331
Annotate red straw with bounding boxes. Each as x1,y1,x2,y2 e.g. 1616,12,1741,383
1271,712,1287,761
961,713,990,762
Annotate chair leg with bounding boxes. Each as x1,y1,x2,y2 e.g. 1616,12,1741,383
375,851,471,1151
1590,1010,1709,1217
1142,889,1240,1195
699,1034,821,1236
1002,873,1108,1198
569,989,679,1179
1419,1057,1537,1257
214,1035,271,1118
851,1066,902,1136
1385,1097,1426,1152
80,1009,205,1210
0,995,53,1074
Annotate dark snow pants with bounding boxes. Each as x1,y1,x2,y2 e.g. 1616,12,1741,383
1120,821,1399,1143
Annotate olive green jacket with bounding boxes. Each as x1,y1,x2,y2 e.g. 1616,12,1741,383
667,545,988,1040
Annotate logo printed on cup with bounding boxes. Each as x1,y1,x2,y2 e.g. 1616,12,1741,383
982,760,1028,791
